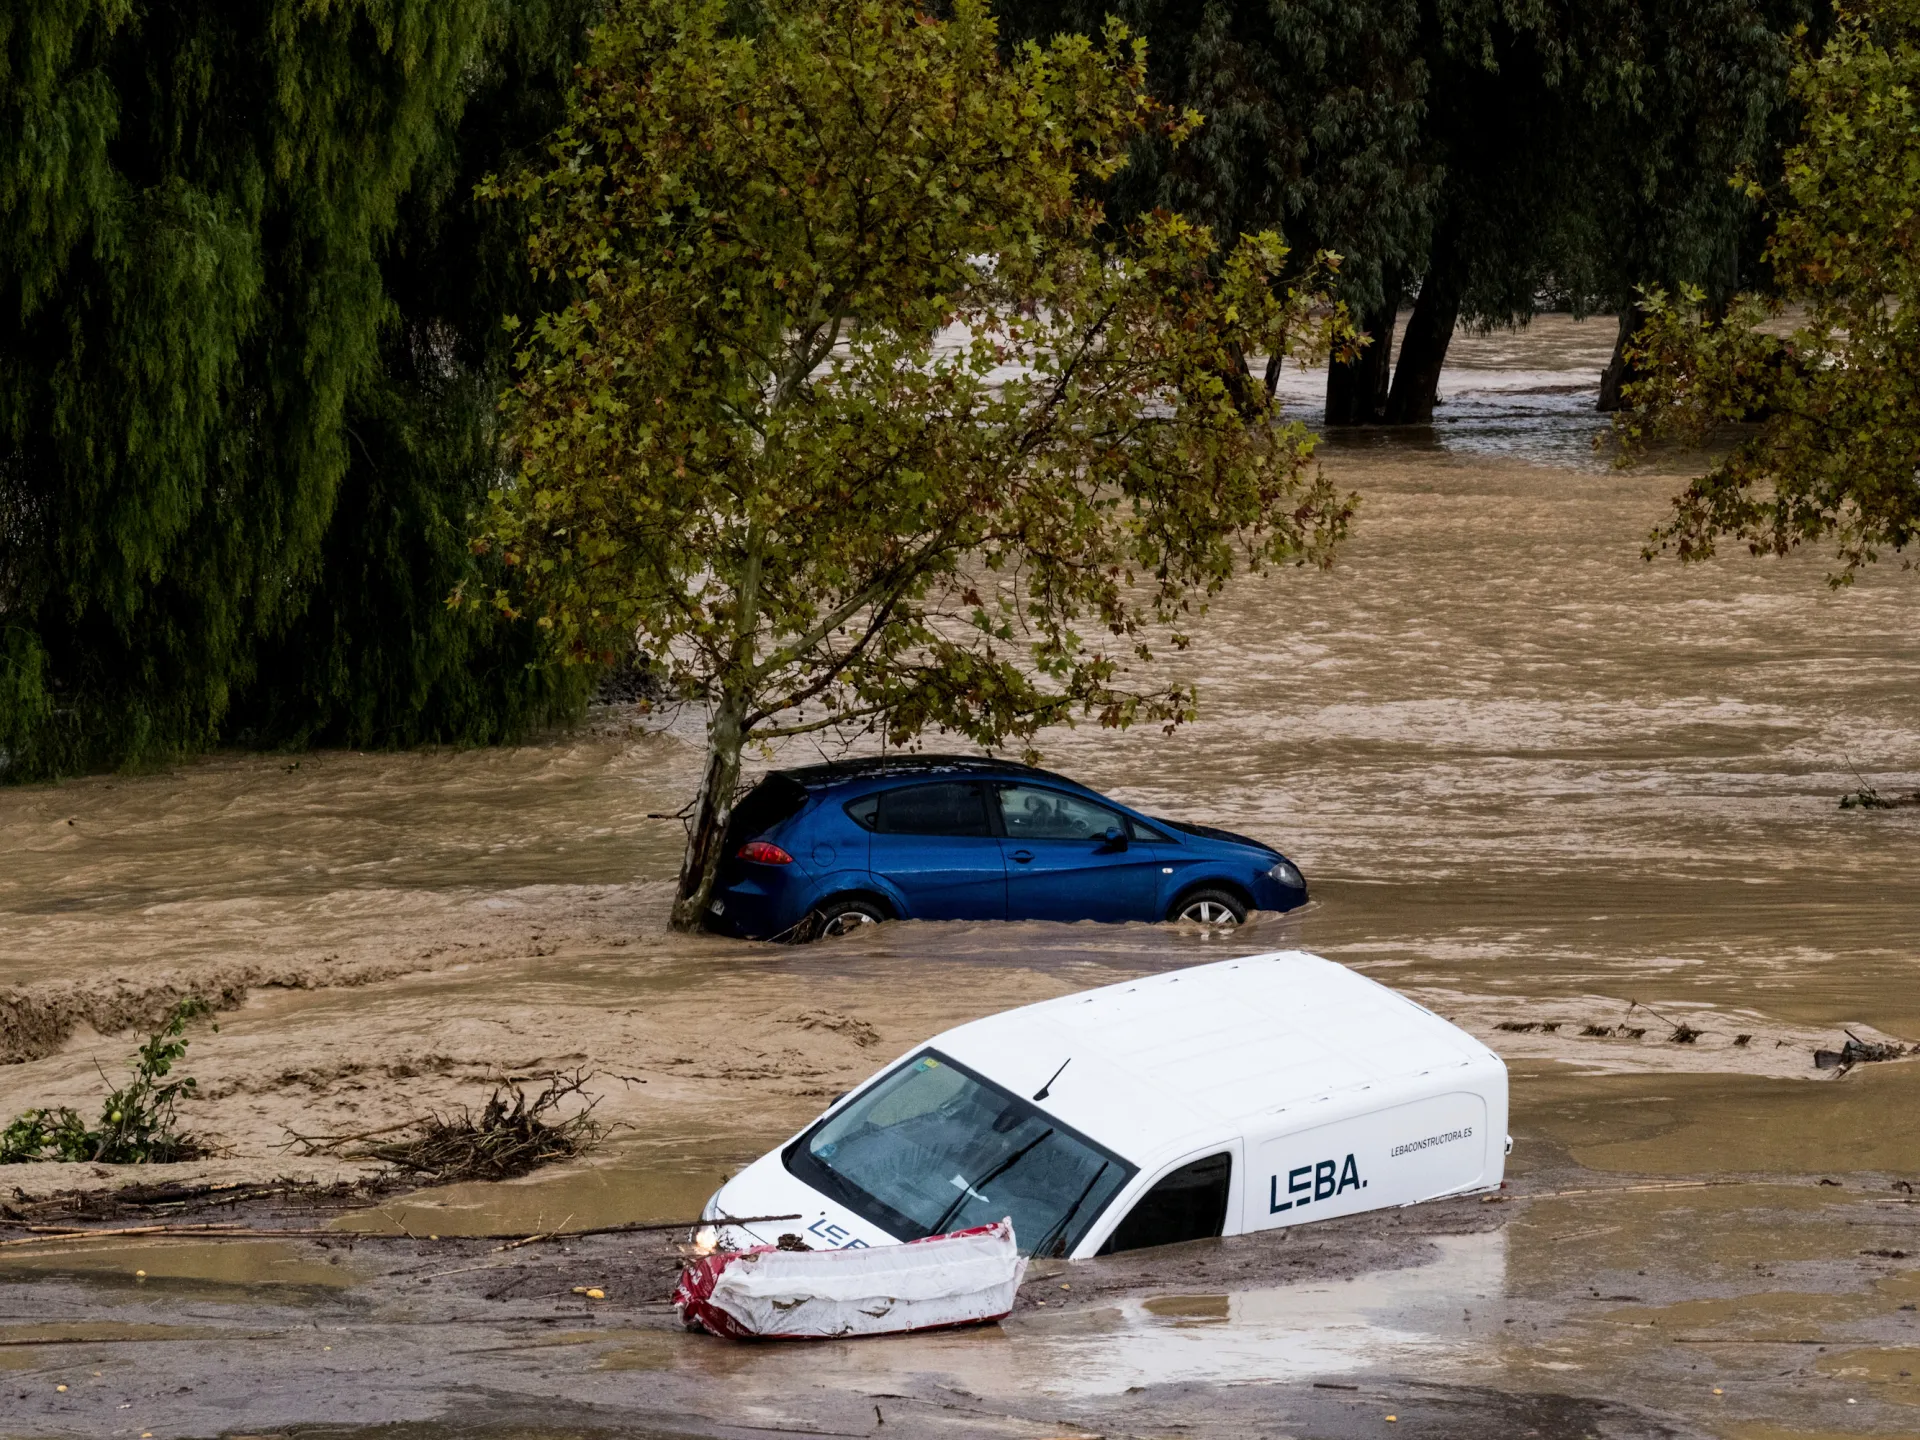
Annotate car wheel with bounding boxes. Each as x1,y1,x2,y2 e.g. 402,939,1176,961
811,895,890,940
1170,889,1248,928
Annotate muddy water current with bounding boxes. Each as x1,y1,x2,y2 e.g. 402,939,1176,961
3,313,1918,1437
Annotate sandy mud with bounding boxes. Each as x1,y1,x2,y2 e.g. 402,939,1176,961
3,313,1918,1437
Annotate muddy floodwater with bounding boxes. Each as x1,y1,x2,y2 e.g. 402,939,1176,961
3,313,1918,1439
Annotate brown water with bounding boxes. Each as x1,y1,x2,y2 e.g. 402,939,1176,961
3,312,1917,1435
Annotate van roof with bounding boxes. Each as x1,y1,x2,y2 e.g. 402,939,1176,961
929,951,1500,1165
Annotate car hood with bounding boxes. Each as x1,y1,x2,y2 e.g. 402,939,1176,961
701,1149,899,1253
1156,817,1279,856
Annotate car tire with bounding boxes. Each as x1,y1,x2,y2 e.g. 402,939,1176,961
810,895,891,941
1169,888,1248,928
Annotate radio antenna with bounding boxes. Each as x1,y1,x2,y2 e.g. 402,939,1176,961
1033,1058,1071,1101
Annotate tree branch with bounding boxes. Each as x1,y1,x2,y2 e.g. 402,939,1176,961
751,704,890,740
745,589,905,728
746,518,967,686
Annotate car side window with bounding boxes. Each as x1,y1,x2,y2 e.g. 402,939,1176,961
997,784,1123,841
844,793,880,830
1126,817,1172,842
1097,1151,1232,1255
876,782,992,837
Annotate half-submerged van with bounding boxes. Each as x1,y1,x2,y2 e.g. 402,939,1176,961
699,951,1508,1260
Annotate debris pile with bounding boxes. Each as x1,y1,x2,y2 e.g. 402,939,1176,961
1840,786,1920,810
1813,1032,1908,1075
1484,1002,1913,1077
288,1071,606,1183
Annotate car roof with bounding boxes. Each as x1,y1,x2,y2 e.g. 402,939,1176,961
774,753,1090,792
926,951,1501,1166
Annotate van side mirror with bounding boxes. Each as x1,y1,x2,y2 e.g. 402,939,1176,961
1099,825,1128,852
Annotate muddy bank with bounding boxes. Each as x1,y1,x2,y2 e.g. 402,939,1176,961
0,870,668,1067
4,950,456,1068
5,1167,1915,1438
3,921,1901,1213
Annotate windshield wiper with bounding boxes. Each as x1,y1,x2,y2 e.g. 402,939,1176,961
926,1127,1055,1237
1031,1160,1111,1258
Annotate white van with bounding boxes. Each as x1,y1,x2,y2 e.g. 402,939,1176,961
700,951,1508,1260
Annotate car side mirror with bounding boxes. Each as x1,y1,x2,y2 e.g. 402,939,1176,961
1099,825,1128,852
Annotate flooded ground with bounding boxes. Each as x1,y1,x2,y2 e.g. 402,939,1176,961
3,312,1917,1438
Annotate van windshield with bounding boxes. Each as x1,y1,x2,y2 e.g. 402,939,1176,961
785,1050,1135,1257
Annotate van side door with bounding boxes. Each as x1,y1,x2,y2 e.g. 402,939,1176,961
1248,1091,1493,1231
1080,1140,1245,1258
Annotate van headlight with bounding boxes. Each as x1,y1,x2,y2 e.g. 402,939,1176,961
1267,859,1303,889
692,1225,719,1255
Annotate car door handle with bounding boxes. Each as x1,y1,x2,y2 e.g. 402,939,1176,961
1010,850,1033,863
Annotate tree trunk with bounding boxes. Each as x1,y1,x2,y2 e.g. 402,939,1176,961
1384,248,1462,426
1596,306,1647,413
1325,282,1400,426
668,703,747,932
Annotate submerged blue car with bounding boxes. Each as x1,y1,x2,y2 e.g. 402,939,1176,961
704,755,1307,941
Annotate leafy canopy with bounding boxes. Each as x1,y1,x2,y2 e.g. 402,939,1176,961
477,0,1355,924
1620,0,1920,581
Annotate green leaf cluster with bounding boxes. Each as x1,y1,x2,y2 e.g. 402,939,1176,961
478,0,1357,924
1620,0,1920,581
1,998,211,1164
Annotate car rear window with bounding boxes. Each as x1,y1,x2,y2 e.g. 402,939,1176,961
724,775,810,849
785,1050,1135,1258
875,782,991,837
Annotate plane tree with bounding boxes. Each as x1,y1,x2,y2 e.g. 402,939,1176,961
475,0,1357,929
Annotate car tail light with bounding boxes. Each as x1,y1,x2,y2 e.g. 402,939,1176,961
736,840,794,865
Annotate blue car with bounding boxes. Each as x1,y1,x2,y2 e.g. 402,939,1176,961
703,756,1307,941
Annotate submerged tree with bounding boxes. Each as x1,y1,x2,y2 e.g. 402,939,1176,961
996,0,1802,424
479,0,1356,929
997,0,1433,421
1621,0,1920,581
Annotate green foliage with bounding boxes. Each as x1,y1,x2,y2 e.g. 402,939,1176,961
1432,0,1802,322
998,0,1432,317
1,998,211,1164
997,0,1805,416
477,0,1356,925
0,0,592,778
1619,0,1920,581
231,0,603,749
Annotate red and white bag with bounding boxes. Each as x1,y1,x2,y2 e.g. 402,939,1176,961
673,1219,1027,1340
